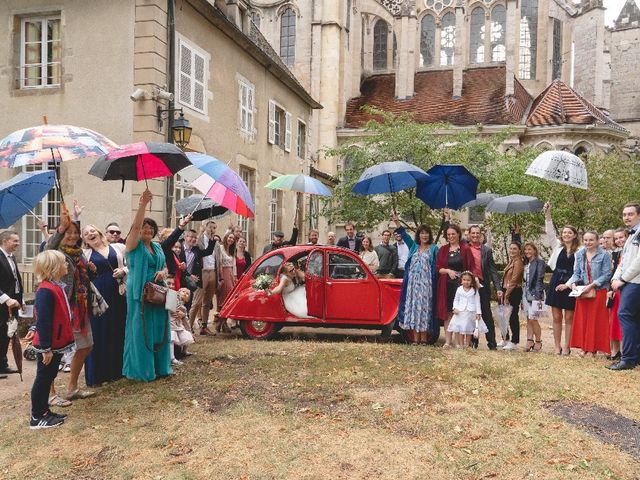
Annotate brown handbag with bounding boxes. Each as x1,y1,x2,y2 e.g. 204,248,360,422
143,282,168,305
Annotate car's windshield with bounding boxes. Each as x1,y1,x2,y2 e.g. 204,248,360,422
252,254,284,278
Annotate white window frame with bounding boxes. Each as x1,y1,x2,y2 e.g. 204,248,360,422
176,34,210,116
268,100,290,151
284,111,292,152
19,15,62,89
297,119,306,159
238,76,256,137
269,174,283,237
239,166,255,250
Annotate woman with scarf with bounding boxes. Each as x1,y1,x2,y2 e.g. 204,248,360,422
81,224,127,386
46,201,95,400
158,214,193,291
123,189,171,381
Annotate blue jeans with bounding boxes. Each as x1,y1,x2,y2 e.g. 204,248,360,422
619,283,640,365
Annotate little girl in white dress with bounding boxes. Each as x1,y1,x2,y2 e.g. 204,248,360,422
447,271,488,348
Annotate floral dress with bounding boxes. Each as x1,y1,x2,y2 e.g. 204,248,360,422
400,249,433,332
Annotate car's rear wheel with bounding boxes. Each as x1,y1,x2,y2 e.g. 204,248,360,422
380,318,397,342
239,320,278,340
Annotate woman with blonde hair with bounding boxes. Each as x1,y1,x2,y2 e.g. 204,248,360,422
81,224,127,386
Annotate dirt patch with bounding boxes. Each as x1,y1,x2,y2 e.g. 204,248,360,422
546,401,640,461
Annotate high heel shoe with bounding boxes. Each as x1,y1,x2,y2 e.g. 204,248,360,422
606,351,621,361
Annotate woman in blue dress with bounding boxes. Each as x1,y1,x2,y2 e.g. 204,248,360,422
123,189,171,381
392,214,439,344
82,225,127,386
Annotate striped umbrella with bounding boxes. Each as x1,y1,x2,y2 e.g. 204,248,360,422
181,152,255,218
264,174,331,196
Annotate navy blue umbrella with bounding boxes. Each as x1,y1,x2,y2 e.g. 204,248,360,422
352,161,429,195
0,171,55,228
416,164,478,209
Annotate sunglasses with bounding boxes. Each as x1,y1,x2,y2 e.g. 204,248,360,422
107,230,121,235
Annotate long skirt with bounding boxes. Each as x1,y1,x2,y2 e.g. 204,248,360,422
610,291,622,342
216,266,236,310
570,289,610,354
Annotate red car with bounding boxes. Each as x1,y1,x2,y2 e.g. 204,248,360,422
219,245,402,339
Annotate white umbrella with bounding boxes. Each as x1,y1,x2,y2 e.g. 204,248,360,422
525,150,588,190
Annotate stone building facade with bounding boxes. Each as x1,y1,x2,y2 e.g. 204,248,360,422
0,0,320,267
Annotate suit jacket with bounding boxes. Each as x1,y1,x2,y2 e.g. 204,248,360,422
179,237,216,289
262,228,299,255
337,235,362,252
478,244,501,292
0,251,24,323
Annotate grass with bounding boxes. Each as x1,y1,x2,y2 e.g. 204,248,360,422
1,329,639,479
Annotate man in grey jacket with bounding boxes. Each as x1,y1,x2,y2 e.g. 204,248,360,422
374,230,397,278
468,225,503,350
608,203,640,370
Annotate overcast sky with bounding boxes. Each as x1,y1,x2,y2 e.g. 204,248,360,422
604,0,633,25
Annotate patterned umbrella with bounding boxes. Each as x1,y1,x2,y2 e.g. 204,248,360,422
526,150,588,190
88,142,191,190
180,153,255,218
265,174,332,196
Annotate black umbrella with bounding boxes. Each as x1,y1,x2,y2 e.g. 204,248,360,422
88,141,191,191
175,194,228,221
460,192,501,209
485,194,544,214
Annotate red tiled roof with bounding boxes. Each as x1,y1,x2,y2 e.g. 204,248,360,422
526,80,628,132
344,66,532,128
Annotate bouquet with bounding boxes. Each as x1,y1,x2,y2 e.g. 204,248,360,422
252,274,274,291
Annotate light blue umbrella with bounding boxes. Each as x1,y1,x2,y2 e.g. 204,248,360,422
0,171,55,228
352,161,429,195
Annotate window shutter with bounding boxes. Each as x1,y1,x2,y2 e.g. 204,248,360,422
193,52,205,111
268,101,276,144
247,86,254,132
239,83,246,131
179,43,192,106
284,111,292,152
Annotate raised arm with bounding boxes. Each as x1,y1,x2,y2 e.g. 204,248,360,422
126,189,152,253
543,202,560,249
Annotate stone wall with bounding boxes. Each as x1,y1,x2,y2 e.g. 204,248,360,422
609,26,640,123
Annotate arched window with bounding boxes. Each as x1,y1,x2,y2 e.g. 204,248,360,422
440,12,456,66
552,18,562,80
519,0,538,79
491,5,506,62
420,15,436,66
280,7,296,66
469,7,485,64
373,19,388,70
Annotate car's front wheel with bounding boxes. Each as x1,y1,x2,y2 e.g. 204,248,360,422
239,320,279,340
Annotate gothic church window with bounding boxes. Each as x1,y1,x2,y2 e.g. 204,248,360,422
440,12,456,66
552,18,562,80
373,19,388,70
491,5,506,62
420,14,436,66
469,7,485,64
519,0,538,79
280,7,296,66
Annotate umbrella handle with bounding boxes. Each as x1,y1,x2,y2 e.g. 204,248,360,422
139,155,151,208
191,195,207,215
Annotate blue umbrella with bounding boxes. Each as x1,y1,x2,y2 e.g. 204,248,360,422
416,164,478,209
352,161,429,195
0,171,55,228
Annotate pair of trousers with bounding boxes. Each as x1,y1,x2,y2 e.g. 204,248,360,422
189,269,217,327
31,352,62,418
504,287,523,344
619,283,640,365
478,285,497,349
0,317,8,369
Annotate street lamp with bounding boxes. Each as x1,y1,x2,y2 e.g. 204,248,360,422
157,107,192,149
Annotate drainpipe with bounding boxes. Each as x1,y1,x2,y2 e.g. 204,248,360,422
165,0,176,226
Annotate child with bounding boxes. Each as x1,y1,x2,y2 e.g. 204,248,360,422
447,271,487,348
30,250,75,429
166,277,194,365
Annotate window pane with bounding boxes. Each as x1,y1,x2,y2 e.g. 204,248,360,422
329,254,366,280
25,21,42,43
552,18,562,80
25,43,42,65
469,7,485,64
373,20,388,70
280,8,296,65
47,19,60,42
253,254,284,278
420,15,436,67
440,13,456,66
519,0,538,79
491,5,506,62
307,251,324,277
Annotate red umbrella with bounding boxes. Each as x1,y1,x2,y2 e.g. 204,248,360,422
88,141,191,190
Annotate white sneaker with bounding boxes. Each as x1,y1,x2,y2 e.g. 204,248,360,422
497,339,507,348
171,359,183,366
502,341,518,351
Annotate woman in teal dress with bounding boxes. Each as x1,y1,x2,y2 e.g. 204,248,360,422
123,189,171,381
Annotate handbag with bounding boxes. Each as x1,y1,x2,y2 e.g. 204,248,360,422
143,282,168,305
90,282,109,316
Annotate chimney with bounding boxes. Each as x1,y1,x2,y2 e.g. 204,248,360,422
505,0,518,96
452,0,465,99
394,1,417,100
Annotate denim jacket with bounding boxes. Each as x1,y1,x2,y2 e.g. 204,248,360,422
566,247,612,290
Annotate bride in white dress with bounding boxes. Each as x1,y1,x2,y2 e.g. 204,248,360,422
267,262,312,318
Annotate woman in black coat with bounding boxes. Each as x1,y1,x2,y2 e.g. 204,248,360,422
523,242,546,352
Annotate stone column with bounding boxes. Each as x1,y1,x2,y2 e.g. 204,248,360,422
505,0,518,96
394,3,417,100
452,0,466,98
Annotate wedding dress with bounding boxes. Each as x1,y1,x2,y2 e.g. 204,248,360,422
282,278,312,318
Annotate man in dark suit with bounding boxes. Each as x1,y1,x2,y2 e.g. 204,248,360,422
337,222,362,252
0,231,24,375
180,228,216,335
468,225,502,350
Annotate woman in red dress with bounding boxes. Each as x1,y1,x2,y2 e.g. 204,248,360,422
607,228,628,360
234,236,252,280
566,231,613,356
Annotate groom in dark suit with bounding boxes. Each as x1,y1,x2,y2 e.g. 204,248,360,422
0,231,24,375
337,222,362,252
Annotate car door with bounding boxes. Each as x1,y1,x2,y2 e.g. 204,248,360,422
305,249,324,318
324,251,379,323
